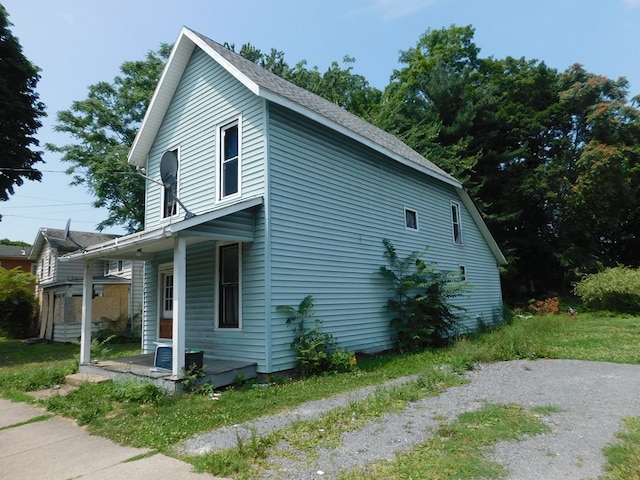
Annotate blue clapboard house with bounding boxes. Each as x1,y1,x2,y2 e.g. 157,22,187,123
66,27,506,386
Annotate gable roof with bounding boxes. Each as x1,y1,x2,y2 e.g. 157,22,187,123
126,27,506,266
128,27,459,188
29,228,118,260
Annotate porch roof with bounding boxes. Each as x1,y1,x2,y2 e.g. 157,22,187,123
60,195,263,262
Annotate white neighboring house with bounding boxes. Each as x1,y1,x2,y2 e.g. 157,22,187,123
29,228,143,342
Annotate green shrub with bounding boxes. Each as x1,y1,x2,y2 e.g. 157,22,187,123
379,239,467,352
0,267,38,339
278,295,355,376
574,266,640,313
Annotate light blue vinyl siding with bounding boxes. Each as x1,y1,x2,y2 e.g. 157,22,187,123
140,209,267,368
267,105,502,371
144,48,265,229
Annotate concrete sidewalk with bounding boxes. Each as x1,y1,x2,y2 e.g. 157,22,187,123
0,398,226,480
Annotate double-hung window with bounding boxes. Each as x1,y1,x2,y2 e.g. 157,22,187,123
217,243,241,329
219,120,240,200
451,201,463,245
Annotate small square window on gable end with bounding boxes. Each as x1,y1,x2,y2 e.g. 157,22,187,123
218,119,241,201
405,208,418,230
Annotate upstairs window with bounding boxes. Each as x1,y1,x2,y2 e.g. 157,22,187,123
451,201,463,245
219,120,240,200
405,208,418,230
162,149,179,218
117,260,124,272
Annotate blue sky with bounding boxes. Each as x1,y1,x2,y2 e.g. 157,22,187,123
2,0,639,244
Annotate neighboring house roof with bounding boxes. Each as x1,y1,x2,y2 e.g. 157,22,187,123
29,228,119,260
0,245,30,258
128,27,459,189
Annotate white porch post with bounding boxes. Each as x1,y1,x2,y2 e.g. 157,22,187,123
79,260,94,364
172,235,186,376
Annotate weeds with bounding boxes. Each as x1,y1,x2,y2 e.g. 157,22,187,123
601,417,640,479
341,403,551,479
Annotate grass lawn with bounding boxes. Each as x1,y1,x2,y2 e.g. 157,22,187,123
1,310,639,478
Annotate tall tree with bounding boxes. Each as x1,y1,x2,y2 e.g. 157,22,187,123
48,44,172,233
379,25,640,298
0,4,46,203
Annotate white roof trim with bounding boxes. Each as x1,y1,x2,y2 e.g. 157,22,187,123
456,188,507,265
61,196,263,261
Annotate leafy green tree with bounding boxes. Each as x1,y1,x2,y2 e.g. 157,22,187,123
48,44,172,233
552,65,640,273
0,267,37,338
0,5,46,203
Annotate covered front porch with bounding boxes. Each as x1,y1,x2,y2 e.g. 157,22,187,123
62,196,263,389
79,353,257,392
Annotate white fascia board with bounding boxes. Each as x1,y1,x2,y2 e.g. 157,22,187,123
456,187,507,265
60,195,263,262
184,29,261,96
128,28,196,167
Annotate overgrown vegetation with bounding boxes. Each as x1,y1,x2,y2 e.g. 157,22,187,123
0,267,38,339
380,239,467,351
341,403,551,480
278,295,356,376
574,266,640,313
601,417,640,479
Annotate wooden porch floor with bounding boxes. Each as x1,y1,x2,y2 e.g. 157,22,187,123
79,353,257,392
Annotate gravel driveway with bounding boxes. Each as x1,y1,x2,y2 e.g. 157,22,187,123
177,359,640,479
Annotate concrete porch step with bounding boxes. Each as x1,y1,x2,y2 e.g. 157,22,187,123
65,372,113,387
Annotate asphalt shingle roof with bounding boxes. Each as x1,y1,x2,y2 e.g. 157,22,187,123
189,29,458,185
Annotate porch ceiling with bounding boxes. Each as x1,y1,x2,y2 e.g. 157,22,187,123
60,195,263,261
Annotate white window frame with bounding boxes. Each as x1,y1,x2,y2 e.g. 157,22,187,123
404,207,419,231
161,147,180,219
217,118,241,202
459,265,467,281
451,201,463,245
215,242,242,330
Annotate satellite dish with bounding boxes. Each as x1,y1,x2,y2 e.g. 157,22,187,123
63,218,84,250
160,150,178,187
158,150,195,220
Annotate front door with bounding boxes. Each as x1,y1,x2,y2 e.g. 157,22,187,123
159,266,173,339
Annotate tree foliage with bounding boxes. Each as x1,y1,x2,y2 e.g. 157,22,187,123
0,267,37,338
50,28,640,300
48,44,172,233
375,25,640,299
0,5,46,203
